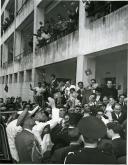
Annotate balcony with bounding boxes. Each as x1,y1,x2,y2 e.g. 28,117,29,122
1,21,15,43
15,0,34,29
34,30,79,68
79,4,128,55
14,50,33,72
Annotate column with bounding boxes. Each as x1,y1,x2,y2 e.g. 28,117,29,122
33,1,45,64
15,31,22,56
79,1,90,55
76,55,96,88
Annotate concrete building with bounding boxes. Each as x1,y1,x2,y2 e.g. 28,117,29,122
0,0,128,101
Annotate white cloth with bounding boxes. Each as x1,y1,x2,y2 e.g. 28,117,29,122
6,119,22,162
101,116,109,125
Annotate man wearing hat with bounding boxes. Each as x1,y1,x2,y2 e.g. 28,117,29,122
15,113,42,163
65,116,117,164
51,113,82,164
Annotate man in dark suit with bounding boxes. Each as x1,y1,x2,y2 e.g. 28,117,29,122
77,81,85,103
111,103,126,124
49,74,58,97
101,80,118,100
15,115,42,163
65,116,117,164
107,122,126,161
51,113,82,163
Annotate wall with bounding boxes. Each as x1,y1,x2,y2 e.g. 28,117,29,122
79,3,128,55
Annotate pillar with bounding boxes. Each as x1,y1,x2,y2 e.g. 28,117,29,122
33,1,45,64
79,1,90,55
76,55,96,88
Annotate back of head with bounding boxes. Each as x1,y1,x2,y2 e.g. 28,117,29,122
78,116,107,143
107,122,121,134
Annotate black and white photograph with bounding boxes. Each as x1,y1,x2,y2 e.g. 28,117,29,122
0,0,127,164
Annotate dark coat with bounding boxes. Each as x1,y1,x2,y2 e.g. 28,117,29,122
77,88,86,103
51,144,82,164
111,112,126,124
101,86,118,100
112,138,126,159
65,147,117,164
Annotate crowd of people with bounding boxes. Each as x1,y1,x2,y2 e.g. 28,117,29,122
0,73,127,164
33,2,79,49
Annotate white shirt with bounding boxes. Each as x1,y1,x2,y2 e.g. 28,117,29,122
6,119,22,162
112,134,120,140
34,87,44,96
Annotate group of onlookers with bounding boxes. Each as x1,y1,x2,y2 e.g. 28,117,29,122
0,74,127,164
34,2,79,48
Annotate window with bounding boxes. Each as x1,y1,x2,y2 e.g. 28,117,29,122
14,73,18,83
26,70,32,82
19,71,24,83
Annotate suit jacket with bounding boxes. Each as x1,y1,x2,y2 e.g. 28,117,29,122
112,138,126,159
101,86,118,100
51,144,82,164
15,129,42,163
111,112,126,124
65,147,117,164
77,88,85,103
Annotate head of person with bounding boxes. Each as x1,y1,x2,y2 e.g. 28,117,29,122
84,104,91,114
119,94,126,104
78,82,84,89
10,97,15,103
45,106,52,115
23,116,35,130
70,88,75,94
50,74,56,81
78,116,107,145
89,93,96,102
24,103,31,110
96,109,104,120
65,81,71,88
68,107,75,114
109,97,115,106
103,96,109,105
6,97,10,104
74,105,81,114
68,126,81,143
95,87,102,96
90,79,96,86
107,122,121,139
38,82,42,88
59,106,66,118
34,110,49,122
113,103,121,115
107,80,113,88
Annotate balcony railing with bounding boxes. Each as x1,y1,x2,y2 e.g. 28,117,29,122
14,49,32,62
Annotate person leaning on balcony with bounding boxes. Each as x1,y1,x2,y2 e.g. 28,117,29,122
30,82,45,106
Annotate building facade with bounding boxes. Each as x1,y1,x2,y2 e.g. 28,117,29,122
0,0,128,101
